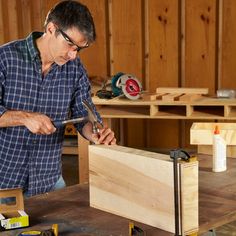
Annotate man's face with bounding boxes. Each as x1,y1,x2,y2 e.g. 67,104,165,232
48,24,88,65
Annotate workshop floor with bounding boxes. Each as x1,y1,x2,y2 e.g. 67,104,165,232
61,154,236,236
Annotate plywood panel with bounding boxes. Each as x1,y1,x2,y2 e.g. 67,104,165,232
147,120,180,149
182,0,217,149
89,145,198,234
80,0,109,77
184,0,216,95
20,0,33,37
146,0,180,150
109,0,144,147
31,0,44,31
110,0,143,79
220,0,236,89
147,0,179,91
0,0,10,43
5,0,20,41
0,1,4,44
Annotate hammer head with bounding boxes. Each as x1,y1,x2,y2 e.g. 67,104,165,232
82,100,100,134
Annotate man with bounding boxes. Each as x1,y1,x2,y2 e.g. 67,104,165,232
0,0,116,197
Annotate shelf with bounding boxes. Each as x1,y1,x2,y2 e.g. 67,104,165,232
154,105,186,117
93,96,236,120
227,106,236,118
189,105,225,118
96,105,150,118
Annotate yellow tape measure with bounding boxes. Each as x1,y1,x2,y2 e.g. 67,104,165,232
18,224,58,236
18,231,41,236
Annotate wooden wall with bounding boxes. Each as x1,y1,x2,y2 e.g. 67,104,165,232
0,0,236,151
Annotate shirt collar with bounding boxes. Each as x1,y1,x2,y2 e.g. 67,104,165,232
26,32,43,61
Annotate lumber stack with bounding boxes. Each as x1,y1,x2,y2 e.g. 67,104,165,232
152,87,209,101
89,145,198,234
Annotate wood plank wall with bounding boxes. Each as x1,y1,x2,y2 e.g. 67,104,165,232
0,0,236,151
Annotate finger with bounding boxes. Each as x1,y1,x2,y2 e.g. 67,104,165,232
110,138,117,145
91,133,100,144
99,130,115,145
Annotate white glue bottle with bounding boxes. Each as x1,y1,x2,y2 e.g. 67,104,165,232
212,125,227,172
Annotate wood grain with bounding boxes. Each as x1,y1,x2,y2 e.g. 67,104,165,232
89,145,198,234
156,87,209,95
190,122,236,145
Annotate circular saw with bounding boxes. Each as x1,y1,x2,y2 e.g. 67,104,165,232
112,73,142,100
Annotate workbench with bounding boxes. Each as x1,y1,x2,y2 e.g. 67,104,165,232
2,155,236,236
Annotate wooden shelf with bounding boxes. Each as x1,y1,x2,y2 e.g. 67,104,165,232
93,96,236,120
97,105,150,118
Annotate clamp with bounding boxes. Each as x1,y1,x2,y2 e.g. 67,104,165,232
170,149,197,236
129,222,144,236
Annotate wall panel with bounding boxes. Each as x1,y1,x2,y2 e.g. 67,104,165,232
109,0,145,147
80,0,109,77
220,0,236,89
146,0,180,149
147,0,179,90
0,0,235,150
184,0,216,95
0,1,4,44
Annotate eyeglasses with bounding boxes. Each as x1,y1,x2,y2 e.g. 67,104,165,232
57,28,89,52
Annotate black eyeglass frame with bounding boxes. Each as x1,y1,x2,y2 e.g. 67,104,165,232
57,28,89,52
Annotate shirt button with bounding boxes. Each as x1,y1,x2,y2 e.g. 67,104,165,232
33,141,37,144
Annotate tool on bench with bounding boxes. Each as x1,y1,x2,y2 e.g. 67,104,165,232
18,224,58,236
216,89,236,99
170,149,197,236
96,72,142,100
53,100,100,134
129,222,144,236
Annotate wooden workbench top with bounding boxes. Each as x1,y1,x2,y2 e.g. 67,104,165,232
1,155,236,235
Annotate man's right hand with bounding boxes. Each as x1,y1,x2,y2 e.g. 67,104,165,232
0,110,56,135
22,112,56,135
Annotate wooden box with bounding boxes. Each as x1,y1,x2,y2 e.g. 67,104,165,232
0,188,29,230
190,123,236,157
190,122,236,145
89,145,198,234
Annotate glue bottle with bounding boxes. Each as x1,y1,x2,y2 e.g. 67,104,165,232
212,125,227,172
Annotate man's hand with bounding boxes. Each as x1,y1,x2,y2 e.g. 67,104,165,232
0,110,56,135
23,112,56,135
92,127,116,145
82,122,116,145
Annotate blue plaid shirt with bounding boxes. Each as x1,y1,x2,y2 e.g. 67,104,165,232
0,32,101,196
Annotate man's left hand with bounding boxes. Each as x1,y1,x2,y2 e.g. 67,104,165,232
92,127,116,145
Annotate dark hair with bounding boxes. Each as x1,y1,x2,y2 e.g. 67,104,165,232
44,0,96,43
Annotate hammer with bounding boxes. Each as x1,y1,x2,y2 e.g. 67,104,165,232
53,100,100,134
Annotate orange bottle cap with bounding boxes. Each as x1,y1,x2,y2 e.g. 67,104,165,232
214,125,220,134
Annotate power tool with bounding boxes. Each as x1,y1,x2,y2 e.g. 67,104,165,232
96,72,142,100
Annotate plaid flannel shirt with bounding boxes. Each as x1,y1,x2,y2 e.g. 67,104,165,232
0,32,101,196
